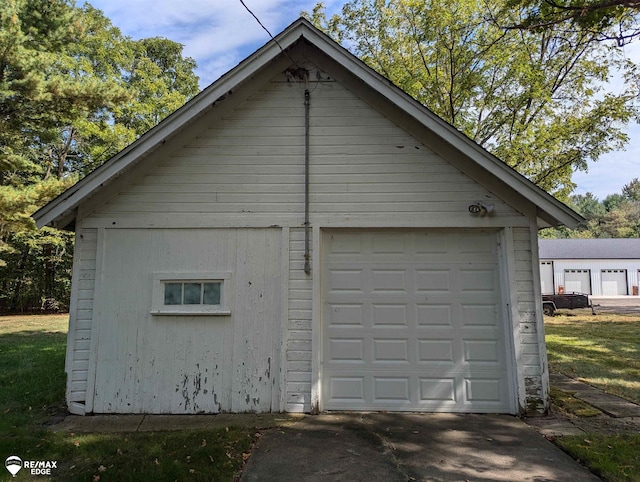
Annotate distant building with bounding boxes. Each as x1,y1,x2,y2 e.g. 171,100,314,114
539,238,640,296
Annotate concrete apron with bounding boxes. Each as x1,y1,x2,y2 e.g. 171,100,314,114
240,413,600,482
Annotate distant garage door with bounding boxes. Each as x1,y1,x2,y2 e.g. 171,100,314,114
564,269,591,294
321,229,514,413
540,262,554,294
601,270,627,296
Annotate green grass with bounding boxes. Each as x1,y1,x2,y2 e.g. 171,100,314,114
555,434,640,482
0,315,68,434
545,312,640,481
0,314,256,481
545,313,640,404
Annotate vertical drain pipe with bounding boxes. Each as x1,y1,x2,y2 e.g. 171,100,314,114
303,88,311,275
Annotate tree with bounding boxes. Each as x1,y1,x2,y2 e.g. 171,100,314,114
0,1,199,312
541,180,640,238
501,0,640,46
38,5,201,177
603,192,624,211
621,177,640,201
571,192,606,219
304,0,638,199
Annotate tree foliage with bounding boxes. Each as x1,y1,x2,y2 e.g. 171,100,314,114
0,0,199,312
304,0,638,199
501,0,640,45
541,178,640,238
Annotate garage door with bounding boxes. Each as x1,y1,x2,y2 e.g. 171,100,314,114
564,270,591,294
540,262,554,294
601,270,627,296
321,230,513,413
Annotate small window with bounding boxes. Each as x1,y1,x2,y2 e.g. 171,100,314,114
163,281,222,306
151,273,231,316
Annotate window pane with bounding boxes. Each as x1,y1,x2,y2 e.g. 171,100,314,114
203,283,221,305
164,283,182,305
183,283,202,304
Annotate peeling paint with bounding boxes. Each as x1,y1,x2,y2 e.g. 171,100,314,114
180,374,191,410
87,228,281,414
526,398,547,415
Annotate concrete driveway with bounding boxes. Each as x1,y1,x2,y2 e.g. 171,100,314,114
240,413,600,482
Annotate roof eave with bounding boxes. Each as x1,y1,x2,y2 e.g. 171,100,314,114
33,21,311,229
33,18,583,230
294,21,583,228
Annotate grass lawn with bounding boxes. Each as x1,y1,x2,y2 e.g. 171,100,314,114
0,314,255,481
545,312,640,482
554,434,640,482
545,313,640,404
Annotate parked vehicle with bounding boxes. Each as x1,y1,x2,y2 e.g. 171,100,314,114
542,293,595,316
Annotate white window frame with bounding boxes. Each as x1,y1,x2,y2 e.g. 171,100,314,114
150,272,232,316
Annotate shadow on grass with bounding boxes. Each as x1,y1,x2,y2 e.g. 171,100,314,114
545,321,640,403
556,433,640,482
0,426,256,482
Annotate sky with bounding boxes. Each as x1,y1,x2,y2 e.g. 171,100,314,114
88,0,639,200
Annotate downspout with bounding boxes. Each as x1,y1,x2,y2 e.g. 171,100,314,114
304,88,311,275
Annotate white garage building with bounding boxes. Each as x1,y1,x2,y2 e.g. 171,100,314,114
539,238,640,296
34,20,582,416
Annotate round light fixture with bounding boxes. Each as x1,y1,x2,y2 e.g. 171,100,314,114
468,204,482,214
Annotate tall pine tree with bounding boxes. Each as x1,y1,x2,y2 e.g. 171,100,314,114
0,0,199,312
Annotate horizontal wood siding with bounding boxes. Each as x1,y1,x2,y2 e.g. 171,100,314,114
68,228,98,406
513,227,545,405
286,228,312,412
94,73,519,224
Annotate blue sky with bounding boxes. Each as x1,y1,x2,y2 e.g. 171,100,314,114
88,0,639,200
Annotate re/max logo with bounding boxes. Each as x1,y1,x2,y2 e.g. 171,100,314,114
23,460,58,469
5,456,59,477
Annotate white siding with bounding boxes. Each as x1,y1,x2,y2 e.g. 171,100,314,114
93,74,521,226
67,227,98,410
75,64,545,414
513,228,546,409
285,228,313,412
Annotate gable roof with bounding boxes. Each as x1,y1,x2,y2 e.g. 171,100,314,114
33,18,583,230
539,238,640,259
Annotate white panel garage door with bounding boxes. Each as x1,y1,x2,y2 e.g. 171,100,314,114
564,270,591,294
601,270,627,296
321,230,513,413
540,262,554,294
